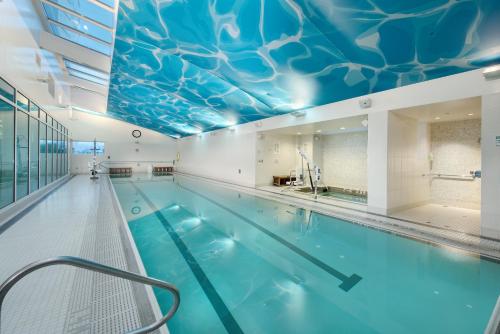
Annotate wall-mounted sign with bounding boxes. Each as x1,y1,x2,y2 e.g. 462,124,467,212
132,129,142,138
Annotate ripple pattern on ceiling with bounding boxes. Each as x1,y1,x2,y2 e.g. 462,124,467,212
107,0,500,137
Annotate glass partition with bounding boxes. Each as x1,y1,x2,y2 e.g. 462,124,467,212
0,99,15,208
29,116,39,192
40,122,47,188
0,75,69,209
48,129,53,183
16,110,29,199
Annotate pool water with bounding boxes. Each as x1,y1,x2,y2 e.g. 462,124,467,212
111,175,500,334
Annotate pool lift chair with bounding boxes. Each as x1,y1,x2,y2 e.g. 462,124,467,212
88,139,102,180
283,149,322,199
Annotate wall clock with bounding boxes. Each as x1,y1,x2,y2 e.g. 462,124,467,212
132,129,142,138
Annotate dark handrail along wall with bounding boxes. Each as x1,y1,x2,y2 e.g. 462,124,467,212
0,256,180,334
0,75,70,211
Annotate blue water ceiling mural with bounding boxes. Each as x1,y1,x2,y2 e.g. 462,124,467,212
107,0,500,137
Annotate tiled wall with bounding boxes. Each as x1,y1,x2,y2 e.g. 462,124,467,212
430,119,481,209
321,131,368,191
255,134,297,186
387,113,431,212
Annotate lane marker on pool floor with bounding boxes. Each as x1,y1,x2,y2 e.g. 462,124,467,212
130,181,244,334
176,183,362,292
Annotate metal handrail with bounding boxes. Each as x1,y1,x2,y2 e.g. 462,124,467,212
0,256,180,334
485,296,500,334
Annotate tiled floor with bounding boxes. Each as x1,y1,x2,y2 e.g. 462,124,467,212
391,203,481,235
0,176,157,334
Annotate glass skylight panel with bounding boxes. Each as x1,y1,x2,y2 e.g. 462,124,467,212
68,69,108,86
64,60,109,80
46,0,114,28
96,0,114,8
49,22,111,55
43,2,112,43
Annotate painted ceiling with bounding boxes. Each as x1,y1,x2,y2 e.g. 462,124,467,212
107,0,500,138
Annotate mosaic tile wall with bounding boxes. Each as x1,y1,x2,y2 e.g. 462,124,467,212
431,119,481,209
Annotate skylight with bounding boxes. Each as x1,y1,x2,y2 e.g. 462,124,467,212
65,59,109,86
43,2,112,44
49,22,112,55
44,0,114,27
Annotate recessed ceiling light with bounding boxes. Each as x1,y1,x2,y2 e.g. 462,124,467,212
297,132,302,135
468,113,474,116
435,117,441,120
316,130,321,133
340,127,346,130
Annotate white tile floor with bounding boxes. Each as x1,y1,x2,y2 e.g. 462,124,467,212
391,203,481,235
0,176,152,334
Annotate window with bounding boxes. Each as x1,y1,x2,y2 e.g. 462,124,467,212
0,78,14,102
16,110,29,199
0,99,15,208
39,122,47,187
72,141,104,155
30,116,39,192
16,93,29,111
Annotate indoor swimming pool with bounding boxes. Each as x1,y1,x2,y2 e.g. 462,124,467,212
111,175,500,334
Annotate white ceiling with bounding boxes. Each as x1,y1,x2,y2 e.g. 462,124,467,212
393,96,481,123
260,115,368,136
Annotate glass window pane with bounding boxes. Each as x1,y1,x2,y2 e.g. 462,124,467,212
40,122,47,187
0,77,15,102
0,99,15,208
48,116,53,127
40,110,47,122
68,69,108,85
47,0,114,27
65,60,108,80
16,93,29,111
43,3,113,43
97,0,114,8
52,129,57,181
16,110,29,199
30,102,39,115
49,22,111,55
47,129,53,183
30,117,39,193
72,141,104,154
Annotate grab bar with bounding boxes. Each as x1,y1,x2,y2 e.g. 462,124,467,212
0,256,180,334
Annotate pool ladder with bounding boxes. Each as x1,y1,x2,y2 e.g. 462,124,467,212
0,256,180,334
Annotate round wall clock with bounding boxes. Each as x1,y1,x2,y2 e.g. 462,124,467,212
132,129,142,138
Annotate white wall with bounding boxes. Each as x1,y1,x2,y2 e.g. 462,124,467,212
481,93,500,239
50,111,176,174
255,133,296,186
322,131,367,191
430,119,481,209
387,113,431,212
176,130,257,187
367,111,389,214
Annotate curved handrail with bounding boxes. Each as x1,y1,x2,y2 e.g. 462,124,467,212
0,256,180,334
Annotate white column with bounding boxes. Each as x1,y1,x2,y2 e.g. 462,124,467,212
481,93,500,239
367,111,389,214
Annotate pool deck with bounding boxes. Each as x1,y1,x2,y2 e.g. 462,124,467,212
0,175,163,334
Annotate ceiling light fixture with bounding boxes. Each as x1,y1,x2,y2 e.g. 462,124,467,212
468,113,474,116
340,127,346,130
483,65,500,79
297,132,302,135
316,129,321,133
435,117,441,120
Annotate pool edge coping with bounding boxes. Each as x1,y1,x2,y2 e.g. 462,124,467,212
106,175,170,334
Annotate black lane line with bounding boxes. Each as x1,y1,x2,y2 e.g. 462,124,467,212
176,182,362,292
130,181,244,334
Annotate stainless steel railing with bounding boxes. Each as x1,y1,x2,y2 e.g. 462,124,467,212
0,256,180,334
485,296,500,334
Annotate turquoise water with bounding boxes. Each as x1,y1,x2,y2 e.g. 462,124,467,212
112,175,500,334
